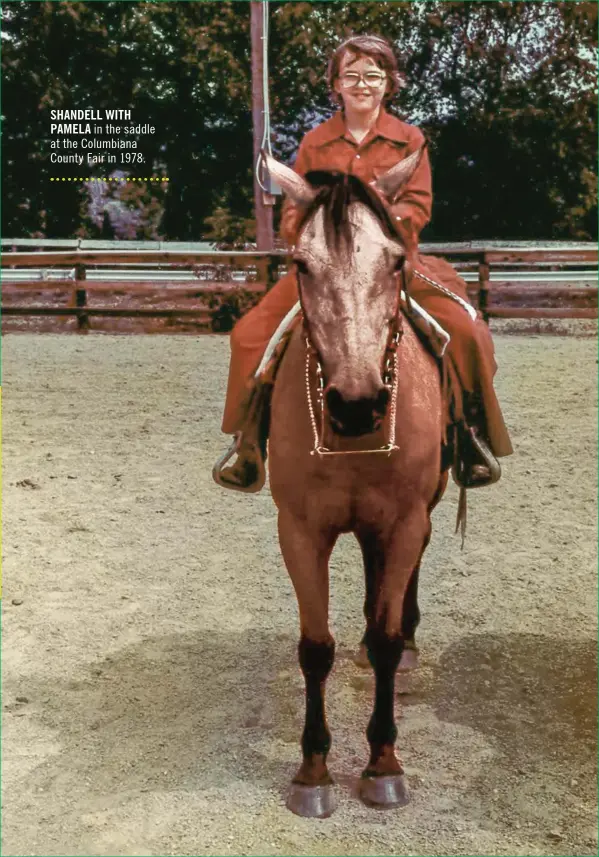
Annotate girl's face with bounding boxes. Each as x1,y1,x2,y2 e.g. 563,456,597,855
333,52,388,114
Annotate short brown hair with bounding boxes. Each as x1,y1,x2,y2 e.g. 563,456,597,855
326,35,404,106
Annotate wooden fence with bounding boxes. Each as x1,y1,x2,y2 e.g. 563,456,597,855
2,240,597,333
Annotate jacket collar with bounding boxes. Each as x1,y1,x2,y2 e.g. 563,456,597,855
309,108,409,147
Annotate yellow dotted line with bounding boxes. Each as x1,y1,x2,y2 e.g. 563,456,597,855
49,177,170,182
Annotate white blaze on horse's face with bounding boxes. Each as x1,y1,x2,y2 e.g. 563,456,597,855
294,203,403,408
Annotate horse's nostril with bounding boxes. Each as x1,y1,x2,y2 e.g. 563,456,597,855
375,387,390,414
326,387,342,408
326,386,390,437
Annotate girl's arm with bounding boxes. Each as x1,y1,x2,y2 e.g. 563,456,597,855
388,137,432,236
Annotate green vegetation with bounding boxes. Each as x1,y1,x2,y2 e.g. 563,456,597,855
2,1,596,242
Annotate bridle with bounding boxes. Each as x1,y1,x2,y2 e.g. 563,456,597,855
302,269,405,457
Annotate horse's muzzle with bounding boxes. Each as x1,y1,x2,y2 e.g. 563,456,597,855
326,387,390,437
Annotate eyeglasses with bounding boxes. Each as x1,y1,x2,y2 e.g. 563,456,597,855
339,71,386,89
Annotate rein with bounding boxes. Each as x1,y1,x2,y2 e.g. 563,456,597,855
303,272,404,458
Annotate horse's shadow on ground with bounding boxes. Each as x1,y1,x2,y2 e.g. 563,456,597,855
19,629,305,802
405,632,597,769
19,628,597,808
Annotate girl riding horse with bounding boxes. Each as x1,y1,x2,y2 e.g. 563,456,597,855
215,34,513,492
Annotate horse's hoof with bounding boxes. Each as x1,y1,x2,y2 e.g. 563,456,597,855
398,647,418,672
286,782,336,818
360,774,410,809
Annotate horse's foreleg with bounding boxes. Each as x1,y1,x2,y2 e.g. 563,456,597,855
356,533,427,672
357,470,448,672
356,535,378,667
277,509,337,818
400,470,448,668
358,506,432,808
397,526,429,672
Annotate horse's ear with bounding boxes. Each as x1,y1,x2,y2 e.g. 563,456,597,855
262,152,317,206
371,145,425,202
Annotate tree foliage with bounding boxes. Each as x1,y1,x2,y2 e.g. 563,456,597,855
2,1,597,242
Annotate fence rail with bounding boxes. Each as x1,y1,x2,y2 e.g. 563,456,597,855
2,242,597,333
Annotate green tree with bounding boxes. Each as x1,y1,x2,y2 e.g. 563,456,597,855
2,1,596,242
267,1,597,240
2,1,253,240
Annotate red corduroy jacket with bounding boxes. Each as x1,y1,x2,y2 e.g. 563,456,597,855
280,108,432,245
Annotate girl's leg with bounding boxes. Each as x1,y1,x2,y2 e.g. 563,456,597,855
215,271,299,492
410,257,513,465
221,270,299,434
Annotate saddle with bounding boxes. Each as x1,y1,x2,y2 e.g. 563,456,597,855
252,293,457,432
214,291,500,546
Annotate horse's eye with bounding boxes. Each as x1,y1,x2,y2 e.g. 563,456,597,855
394,257,406,272
294,259,310,276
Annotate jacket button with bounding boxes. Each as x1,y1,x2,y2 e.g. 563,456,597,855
355,154,361,159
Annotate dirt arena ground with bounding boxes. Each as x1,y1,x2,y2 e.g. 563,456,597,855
3,332,597,857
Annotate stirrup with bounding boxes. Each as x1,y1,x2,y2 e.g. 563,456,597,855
470,430,501,485
452,426,501,489
212,433,242,488
212,432,267,494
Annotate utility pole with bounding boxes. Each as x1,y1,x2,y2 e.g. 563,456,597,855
250,0,274,250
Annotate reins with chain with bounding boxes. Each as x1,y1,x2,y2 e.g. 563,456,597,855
299,263,471,459
303,272,404,457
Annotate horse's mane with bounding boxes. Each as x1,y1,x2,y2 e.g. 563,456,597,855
297,171,399,257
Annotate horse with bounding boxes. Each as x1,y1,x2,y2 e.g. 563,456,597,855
263,151,448,818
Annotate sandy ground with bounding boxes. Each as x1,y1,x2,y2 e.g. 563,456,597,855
2,333,597,857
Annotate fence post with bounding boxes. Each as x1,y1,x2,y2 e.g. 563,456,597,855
266,254,279,291
254,256,270,292
74,263,88,332
478,253,490,324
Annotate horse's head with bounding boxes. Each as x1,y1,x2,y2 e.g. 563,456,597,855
266,148,423,437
